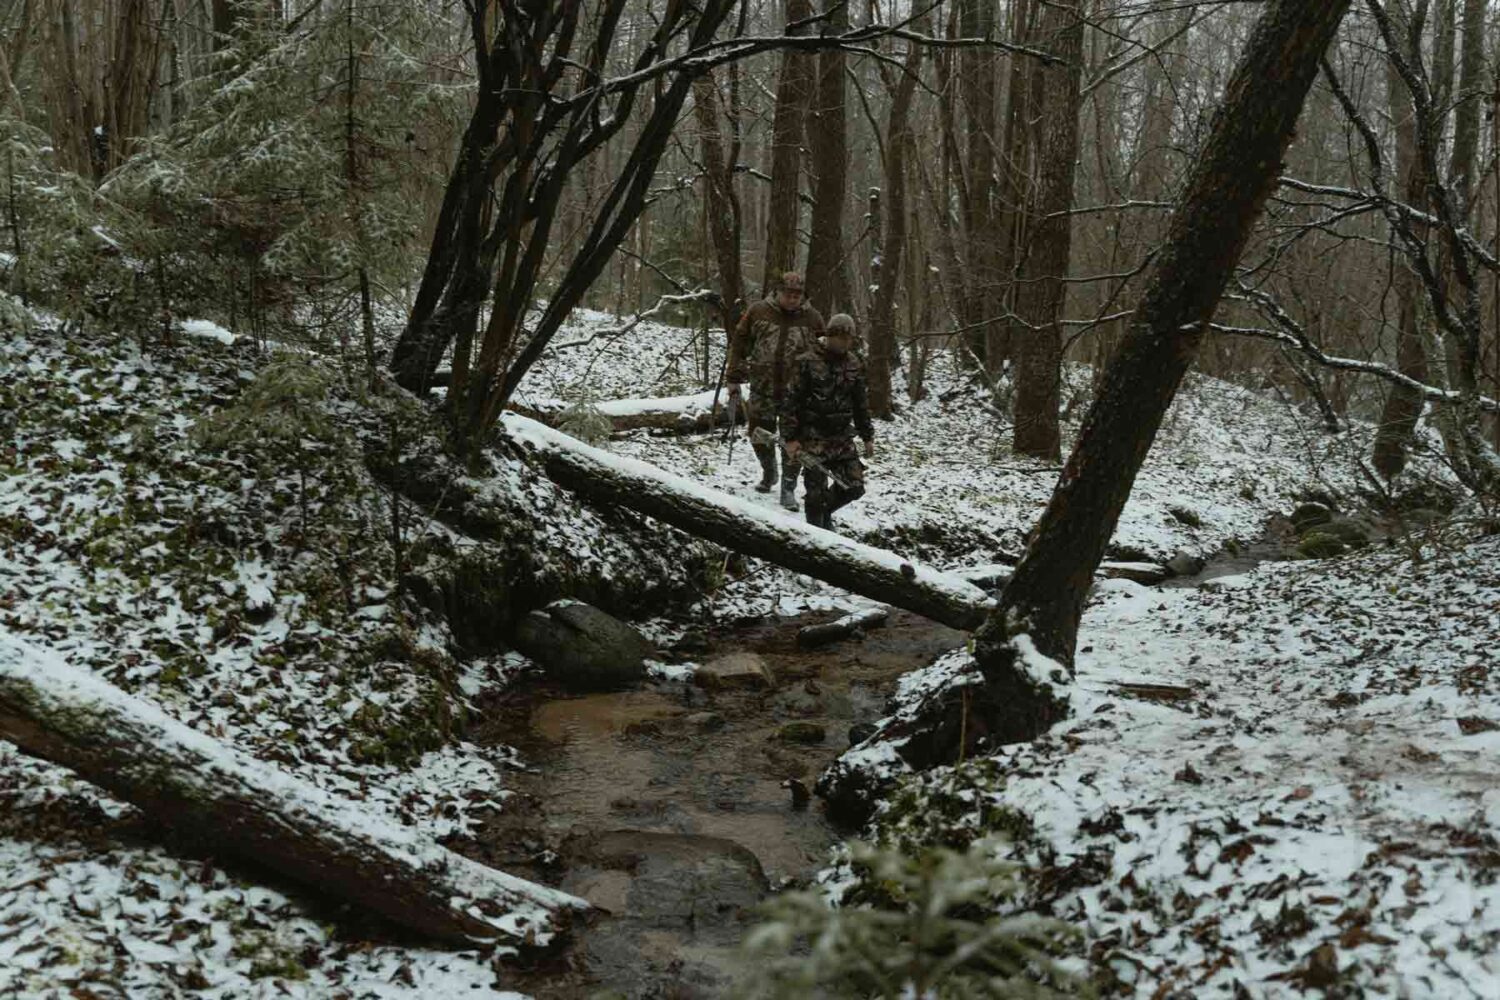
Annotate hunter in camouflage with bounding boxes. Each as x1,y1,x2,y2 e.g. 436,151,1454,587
726,271,826,509
781,314,875,530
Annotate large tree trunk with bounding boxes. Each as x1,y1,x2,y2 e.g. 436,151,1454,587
502,414,993,631
761,0,815,293
1009,1,1083,461
802,0,851,313
0,630,587,947
1371,7,1432,481
960,0,1002,370
693,73,745,336
868,36,922,418
973,0,1352,729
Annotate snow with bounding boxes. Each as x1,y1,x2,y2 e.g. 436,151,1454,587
181,318,238,345
0,629,587,937
3,299,1492,996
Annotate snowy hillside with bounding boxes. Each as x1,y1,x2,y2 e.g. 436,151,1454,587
0,303,1492,998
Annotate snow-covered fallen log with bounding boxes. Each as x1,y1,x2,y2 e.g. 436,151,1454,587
502,413,995,631
797,607,890,648
0,630,588,948
485,386,754,434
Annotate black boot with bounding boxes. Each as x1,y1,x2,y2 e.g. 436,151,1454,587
752,443,777,493
780,461,801,511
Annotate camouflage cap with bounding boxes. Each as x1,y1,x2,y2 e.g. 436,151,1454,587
780,271,805,292
827,313,855,334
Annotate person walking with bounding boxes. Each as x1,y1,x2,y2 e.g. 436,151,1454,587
726,272,826,509
780,314,874,530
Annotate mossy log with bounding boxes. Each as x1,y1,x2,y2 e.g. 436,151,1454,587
0,630,588,947
502,414,995,631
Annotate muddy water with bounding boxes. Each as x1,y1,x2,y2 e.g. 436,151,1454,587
472,609,964,999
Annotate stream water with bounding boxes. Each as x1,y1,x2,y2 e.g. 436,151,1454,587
471,609,965,998
472,538,1297,998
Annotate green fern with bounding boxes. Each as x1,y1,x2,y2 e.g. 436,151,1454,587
740,838,1087,999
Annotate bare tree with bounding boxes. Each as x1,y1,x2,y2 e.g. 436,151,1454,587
1009,0,1083,461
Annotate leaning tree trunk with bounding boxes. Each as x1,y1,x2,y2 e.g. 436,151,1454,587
762,0,815,293
1009,1,1083,461
502,414,993,631
0,631,587,947
972,0,1353,734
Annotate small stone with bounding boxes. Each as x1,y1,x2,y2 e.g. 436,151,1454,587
694,652,775,690
775,721,826,744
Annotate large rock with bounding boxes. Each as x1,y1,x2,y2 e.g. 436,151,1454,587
513,601,653,691
1166,550,1207,577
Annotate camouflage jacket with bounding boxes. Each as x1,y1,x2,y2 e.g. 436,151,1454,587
726,298,825,394
780,343,874,444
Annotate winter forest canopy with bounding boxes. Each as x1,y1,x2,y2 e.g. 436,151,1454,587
2,0,1500,996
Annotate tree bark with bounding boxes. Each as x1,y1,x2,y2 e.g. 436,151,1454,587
693,73,745,336
868,36,921,418
973,0,1352,730
503,413,993,631
1371,5,1433,481
762,0,815,294
1009,1,1083,461
0,630,587,947
802,0,851,313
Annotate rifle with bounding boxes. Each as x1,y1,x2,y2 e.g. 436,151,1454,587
750,427,852,491
724,390,740,463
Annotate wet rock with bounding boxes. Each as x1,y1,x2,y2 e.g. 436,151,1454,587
685,711,725,732
775,721,826,745
1290,502,1333,533
693,652,774,690
1099,561,1171,585
1166,550,1207,577
1296,531,1346,560
512,601,653,692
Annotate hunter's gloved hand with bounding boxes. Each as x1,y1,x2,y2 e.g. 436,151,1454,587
784,440,802,460
863,439,875,459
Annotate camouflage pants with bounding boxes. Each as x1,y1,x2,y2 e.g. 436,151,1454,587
800,437,865,520
748,375,799,475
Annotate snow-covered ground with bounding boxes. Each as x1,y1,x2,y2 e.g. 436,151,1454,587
1,301,1491,997
521,312,1500,996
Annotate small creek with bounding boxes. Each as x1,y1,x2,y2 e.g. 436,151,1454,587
470,609,964,999
471,540,1295,998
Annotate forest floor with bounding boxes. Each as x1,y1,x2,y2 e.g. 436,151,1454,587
0,302,1495,998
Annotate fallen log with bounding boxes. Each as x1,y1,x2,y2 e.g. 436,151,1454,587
473,386,757,434
797,607,890,648
502,414,995,631
0,630,588,948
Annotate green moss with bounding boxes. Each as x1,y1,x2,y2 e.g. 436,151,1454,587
1169,507,1203,528
1296,531,1346,559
